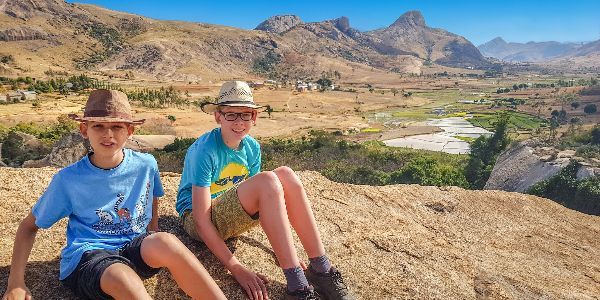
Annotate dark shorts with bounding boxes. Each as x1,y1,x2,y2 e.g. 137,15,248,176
61,232,162,300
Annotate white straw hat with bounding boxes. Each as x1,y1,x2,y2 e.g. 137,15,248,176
201,81,265,114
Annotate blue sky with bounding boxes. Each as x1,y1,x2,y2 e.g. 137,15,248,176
70,0,600,46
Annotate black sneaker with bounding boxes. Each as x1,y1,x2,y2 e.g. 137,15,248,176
305,265,356,300
284,285,318,300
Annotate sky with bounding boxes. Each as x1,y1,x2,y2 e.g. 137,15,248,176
69,0,600,46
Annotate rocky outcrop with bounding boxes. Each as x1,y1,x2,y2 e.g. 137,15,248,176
0,26,51,42
390,10,426,27
21,130,176,168
484,141,600,192
22,129,91,168
255,15,303,33
2,169,600,299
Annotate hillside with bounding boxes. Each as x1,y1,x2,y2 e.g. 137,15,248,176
1,168,600,299
478,37,582,62
0,1,489,81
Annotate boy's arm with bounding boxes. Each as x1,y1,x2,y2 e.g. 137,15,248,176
148,196,159,232
192,185,269,299
3,213,39,300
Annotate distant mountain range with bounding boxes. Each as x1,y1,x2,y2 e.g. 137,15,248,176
477,37,583,62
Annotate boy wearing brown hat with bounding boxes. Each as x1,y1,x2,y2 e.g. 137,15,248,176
2,90,226,300
176,81,355,300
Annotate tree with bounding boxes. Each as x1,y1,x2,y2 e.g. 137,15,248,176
390,88,399,96
551,110,559,117
571,102,580,109
513,84,519,91
584,104,597,115
464,111,511,189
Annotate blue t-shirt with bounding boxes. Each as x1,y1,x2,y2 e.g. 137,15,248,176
176,127,261,216
31,149,165,280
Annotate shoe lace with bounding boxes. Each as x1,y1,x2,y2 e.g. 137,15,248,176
331,271,349,294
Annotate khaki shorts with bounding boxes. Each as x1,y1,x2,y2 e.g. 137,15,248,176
181,182,260,242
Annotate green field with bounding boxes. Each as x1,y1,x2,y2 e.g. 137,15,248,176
468,111,546,130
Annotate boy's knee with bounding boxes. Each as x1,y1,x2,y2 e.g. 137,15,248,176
255,171,284,190
147,232,182,249
101,263,139,288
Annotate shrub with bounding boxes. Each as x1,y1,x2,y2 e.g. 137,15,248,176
527,160,600,215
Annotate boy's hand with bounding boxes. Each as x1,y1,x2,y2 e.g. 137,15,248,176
231,265,270,300
2,285,32,300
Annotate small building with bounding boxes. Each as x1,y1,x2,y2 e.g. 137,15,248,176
19,90,37,101
328,85,335,90
5,93,22,103
66,83,73,89
297,85,308,92
249,82,264,88
266,80,277,84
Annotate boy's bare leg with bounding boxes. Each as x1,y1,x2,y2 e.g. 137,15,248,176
100,263,152,300
140,232,226,300
272,166,326,259
237,171,301,270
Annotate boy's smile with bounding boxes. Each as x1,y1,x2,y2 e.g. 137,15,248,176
80,121,135,169
215,106,257,150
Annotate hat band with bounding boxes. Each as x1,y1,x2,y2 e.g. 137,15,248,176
218,100,257,106
84,110,133,121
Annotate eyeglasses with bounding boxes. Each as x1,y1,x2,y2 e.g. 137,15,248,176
220,112,254,121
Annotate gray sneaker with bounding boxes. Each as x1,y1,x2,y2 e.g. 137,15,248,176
284,285,318,300
305,265,356,300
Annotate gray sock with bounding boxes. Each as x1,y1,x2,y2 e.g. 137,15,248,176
309,254,331,274
283,265,310,293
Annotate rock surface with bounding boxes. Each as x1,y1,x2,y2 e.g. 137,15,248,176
1,169,600,299
255,15,303,33
485,141,600,193
21,130,176,168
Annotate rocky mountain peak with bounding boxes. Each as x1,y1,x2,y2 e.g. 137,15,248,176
334,16,350,32
255,15,303,33
391,10,426,27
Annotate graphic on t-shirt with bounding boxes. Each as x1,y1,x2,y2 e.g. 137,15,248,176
211,162,249,196
92,182,151,235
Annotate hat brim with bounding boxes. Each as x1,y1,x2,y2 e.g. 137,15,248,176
68,114,146,125
201,102,266,114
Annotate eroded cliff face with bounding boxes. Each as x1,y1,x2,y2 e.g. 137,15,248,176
1,169,599,299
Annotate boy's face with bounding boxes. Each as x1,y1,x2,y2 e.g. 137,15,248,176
215,106,257,146
80,121,135,157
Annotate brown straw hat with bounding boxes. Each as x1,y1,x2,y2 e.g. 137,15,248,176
201,81,265,114
68,89,145,125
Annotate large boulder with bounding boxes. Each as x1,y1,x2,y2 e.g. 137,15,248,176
22,131,177,168
484,141,600,192
2,169,600,299
22,129,91,168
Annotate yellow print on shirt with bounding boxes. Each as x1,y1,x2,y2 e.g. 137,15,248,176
211,162,249,195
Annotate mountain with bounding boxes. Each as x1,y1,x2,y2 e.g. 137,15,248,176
359,11,489,68
478,37,583,62
2,168,600,299
0,2,486,80
550,39,600,62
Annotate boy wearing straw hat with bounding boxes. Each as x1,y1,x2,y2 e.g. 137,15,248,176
2,90,226,300
176,81,355,300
